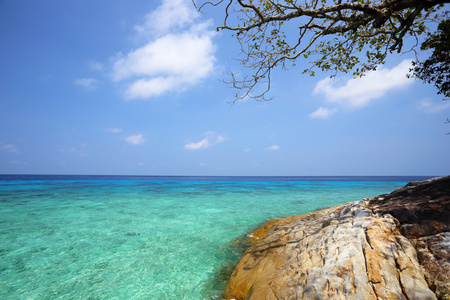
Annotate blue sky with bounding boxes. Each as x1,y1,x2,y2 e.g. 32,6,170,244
0,0,449,176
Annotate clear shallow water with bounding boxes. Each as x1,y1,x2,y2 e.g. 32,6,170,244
0,175,432,299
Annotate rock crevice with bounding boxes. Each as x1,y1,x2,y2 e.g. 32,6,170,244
222,176,450,300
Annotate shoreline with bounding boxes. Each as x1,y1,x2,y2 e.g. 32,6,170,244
221,176,450,299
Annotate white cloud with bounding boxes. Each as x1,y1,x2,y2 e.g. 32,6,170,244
74,78,97,89
105,127,123,133
417,98,450,113
313,60,414,109
184,131,226,150
244,148,252,152
1,144,18,153
125,134,146,145
125,76,178,99
266,145,280,151
134,0,198,37
310,107,338,119
184,137,210,150
113,32,214,82
112,0,216,100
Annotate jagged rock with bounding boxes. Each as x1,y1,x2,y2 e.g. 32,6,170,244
223,176,450,300
369,176,450,299
414,233,450,300
369,176,450,238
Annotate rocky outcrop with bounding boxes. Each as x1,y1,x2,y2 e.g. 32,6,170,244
369,176,450,299
222,176,450,300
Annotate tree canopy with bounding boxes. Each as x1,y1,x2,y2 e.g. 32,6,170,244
193,0,449,101
409,18,450,99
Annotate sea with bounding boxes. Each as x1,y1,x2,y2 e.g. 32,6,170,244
0,175,433,299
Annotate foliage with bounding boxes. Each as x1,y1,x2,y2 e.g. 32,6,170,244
409,18,450,99
193,0,449,101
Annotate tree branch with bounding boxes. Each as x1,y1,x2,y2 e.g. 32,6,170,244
194,0,450,101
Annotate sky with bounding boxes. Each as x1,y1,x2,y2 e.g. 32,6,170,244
0,0,449,176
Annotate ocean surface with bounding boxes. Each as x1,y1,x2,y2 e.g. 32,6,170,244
0,175,433,299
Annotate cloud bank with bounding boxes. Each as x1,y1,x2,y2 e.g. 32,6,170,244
311,60,414,118
112,0,216,100
134,0,198,36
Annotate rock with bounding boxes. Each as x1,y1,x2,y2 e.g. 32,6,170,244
223,201,436,299
414,233,450,300
248,217,285,241
222,176,450,300
368,176,450,239
369,176,450,299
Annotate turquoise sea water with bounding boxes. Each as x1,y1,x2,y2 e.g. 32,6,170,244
0,175,432,299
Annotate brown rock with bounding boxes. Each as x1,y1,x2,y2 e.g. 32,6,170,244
222,176,450,300
249,217,285,241
222,201,437,299
414,233,450,299
369,176,450,238
369,176,450,298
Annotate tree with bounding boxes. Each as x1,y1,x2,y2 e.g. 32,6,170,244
409,18,449,99
193,0,449,101
409,17,450,134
